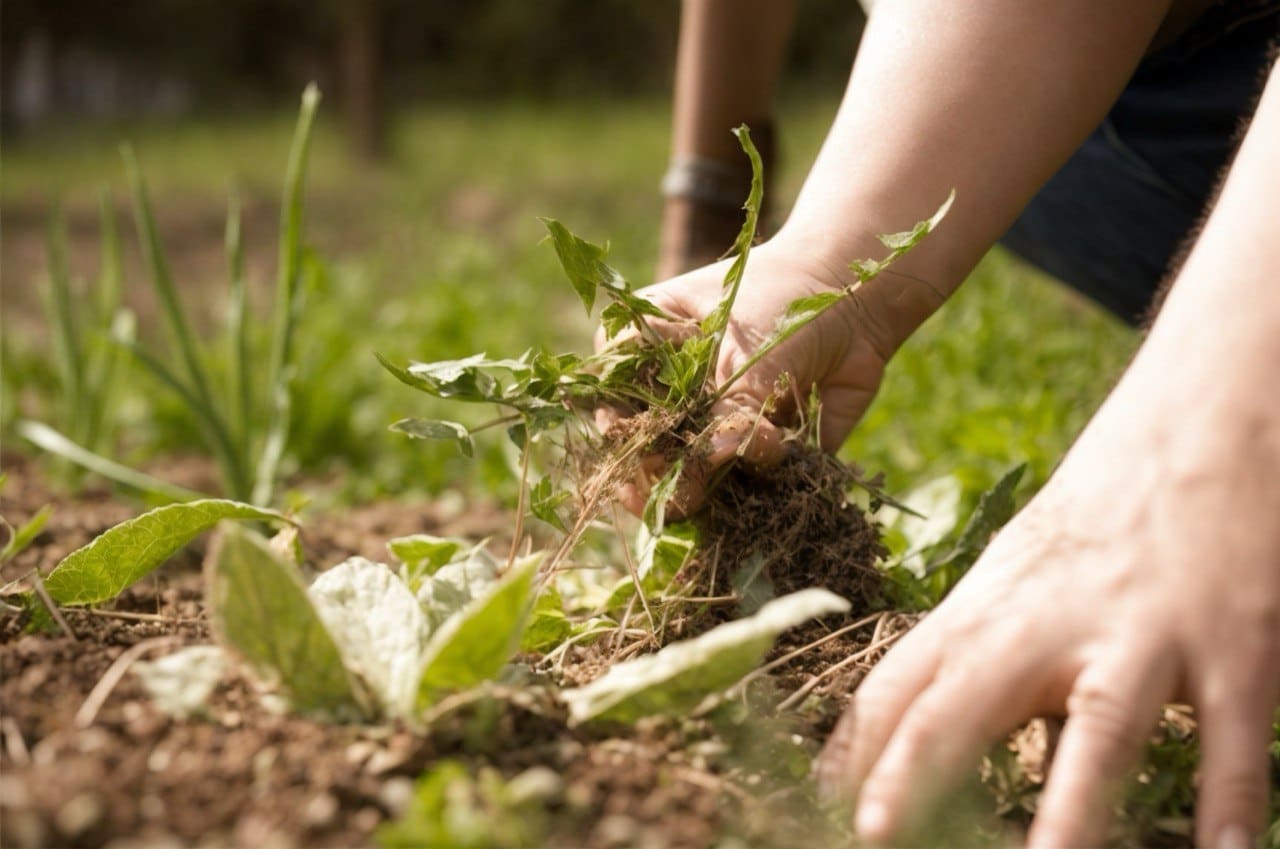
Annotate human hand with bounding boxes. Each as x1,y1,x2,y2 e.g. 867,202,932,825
815,392,1280,847
597,238,899,514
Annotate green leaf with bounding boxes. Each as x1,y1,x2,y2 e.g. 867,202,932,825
700,126,764,353
206,524,361,717
308,557,429,718
416,554,541,707
44,499,290,605
1,504,52,563
641,459,683,535
520,585,574,654
927,464,1026,577
415,544,501,625
388,534,464,584
530,476,571,532
876,189,956,252
730,553,774,616
539,218,625,316
561,588,850,725
390,418,474,457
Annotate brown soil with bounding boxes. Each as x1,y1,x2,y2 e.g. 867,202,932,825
0,454,871,849
696,448,887,611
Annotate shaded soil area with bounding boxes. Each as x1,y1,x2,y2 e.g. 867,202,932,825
0,455,882,849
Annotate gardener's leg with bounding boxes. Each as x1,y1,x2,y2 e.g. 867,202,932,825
657,0,797,281
999,1,1280,325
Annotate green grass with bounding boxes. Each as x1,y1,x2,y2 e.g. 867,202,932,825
2,95,1136,506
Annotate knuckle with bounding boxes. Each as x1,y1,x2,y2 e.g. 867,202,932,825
1066,679,1146,747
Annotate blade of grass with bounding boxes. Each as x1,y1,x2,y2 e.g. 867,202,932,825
254,83,321,507
85,188,126,453
225,189,252,455
122,144,250,500
16,420,205,504
43,204,85,440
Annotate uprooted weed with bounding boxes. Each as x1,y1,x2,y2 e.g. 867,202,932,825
381,126,953,655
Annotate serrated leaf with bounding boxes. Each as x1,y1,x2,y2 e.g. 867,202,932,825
540,218,625,316
928,464,1026,576
700,125,763,347
134,645,226,718
530,477,570,532
308,557,429,717
562,588,849,725
44,499,290,605
390,418,474,457
206,524,361,717
416,554,541,707
876,189,956,252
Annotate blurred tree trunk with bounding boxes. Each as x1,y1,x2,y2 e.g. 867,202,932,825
338,0,386,162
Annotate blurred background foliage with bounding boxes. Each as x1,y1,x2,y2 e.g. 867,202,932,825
1,0,1135,510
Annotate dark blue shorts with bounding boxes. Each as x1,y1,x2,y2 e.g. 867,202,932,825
1000,2,1279,324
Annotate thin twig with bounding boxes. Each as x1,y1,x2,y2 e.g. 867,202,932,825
776,630,905,712
30,573,76,640
739,611,885,689
74,635,184,729
609,501,657,641
62,608,194,624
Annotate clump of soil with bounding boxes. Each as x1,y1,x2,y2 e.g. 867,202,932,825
696,448,887,609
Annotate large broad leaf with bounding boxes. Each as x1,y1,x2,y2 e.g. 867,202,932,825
44,499,289,605
308,557,429,718
416,554,541,708
206,524,362,717
561,588,850,725
415,544,502,628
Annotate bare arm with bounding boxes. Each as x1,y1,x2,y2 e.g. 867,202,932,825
819,63,1280,848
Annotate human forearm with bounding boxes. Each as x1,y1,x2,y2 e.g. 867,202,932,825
777,0,1176,349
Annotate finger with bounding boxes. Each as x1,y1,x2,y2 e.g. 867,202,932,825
852,649,1051,843
1028,646,1177,849
1192,637,1280,849
818,384,878,454
815,621,941,804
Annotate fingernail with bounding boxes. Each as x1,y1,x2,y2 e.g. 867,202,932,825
1216,824,1254,849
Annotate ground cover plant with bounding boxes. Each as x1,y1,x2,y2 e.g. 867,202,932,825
4,93,1273,848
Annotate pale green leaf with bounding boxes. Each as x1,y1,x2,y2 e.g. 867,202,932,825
416,554,541,707
415,544,501,628
562,588,850,725
206,524,361,717
881,476,964,577
134,645,226,718
308,557,429,718
45,499,290,605
390,418,474,457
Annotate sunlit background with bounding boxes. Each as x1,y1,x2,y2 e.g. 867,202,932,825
1,0,1134,507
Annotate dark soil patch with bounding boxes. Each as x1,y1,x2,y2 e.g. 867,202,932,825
697,449,887,609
